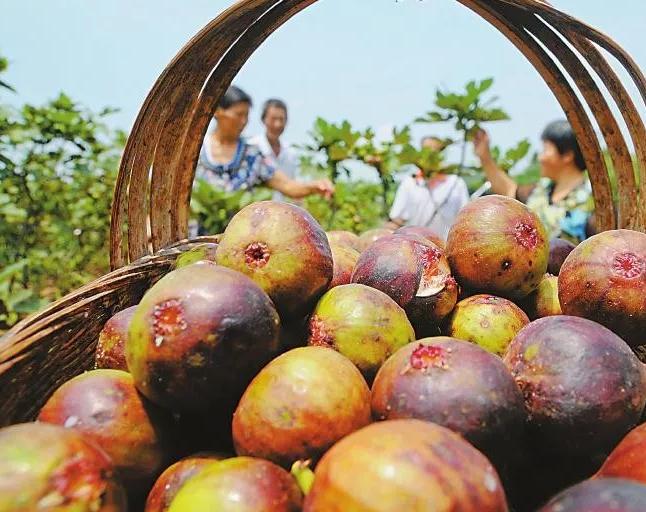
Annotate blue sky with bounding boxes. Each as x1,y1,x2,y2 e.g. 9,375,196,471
2,1,645,171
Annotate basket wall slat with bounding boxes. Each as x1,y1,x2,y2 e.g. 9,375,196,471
0,258,175,426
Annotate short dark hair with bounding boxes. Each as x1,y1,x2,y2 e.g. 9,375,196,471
218,85,253,110
261,98,288,121
541,120,586,171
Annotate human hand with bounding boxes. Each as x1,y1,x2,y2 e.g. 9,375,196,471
312,178,334,200
473,129,492,162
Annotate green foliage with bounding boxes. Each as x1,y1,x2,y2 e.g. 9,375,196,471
303,180,391,234
300,117,361,181
190,179,273,235
0,56,16,93
355,126,417,215
416,78,509,140
0,57,124,330
491,139,531,173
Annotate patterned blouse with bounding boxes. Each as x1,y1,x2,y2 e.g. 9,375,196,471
525,177,593,243
196,137,276,192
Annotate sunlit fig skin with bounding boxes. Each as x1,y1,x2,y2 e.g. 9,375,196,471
174,242,218,269
232,346,371,468
548,237,576,275
356,228,392,252
328,241,360,290
394,225,446,249
538,478,646,512
520,274,561,320
303,419,509,512
596,423,646,484
371,338,525,474
447,195,549,300
38,369,176,490
127,264,280,413
145,452,228,512
326,230,361,252
96,305,137,371
446,294,529,356
168,457,302,512
0,422,127,511
352,234,457,338
306,284,416,382
504,316,646,462
216,201,333,318
558,229,646,349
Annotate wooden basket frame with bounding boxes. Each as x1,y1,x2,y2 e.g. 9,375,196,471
0,0,644,426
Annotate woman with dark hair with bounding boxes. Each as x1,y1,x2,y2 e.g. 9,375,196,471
473,120,594,242
196,85,333,200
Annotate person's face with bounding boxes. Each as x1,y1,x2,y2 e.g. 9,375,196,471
263,106,287,139
215,102,250,138
539,140,574,179
422,138,444,152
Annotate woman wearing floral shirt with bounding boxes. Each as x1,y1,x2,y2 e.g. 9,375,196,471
196,86,333,198
473,120,594,244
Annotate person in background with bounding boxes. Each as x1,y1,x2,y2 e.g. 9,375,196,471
195,85,333,202
249,99,300,202
385,136,470,241
473,120,594,243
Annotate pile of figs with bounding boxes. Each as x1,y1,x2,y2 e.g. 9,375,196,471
2,196,646,511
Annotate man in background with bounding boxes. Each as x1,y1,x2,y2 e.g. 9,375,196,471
250,98,300,202
386,136,470,240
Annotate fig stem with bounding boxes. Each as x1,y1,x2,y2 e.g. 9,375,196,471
291,459,315,495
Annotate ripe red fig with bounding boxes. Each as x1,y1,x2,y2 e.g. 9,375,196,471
328,241,360,290
0,422,126,511
394,225,445,249
306,284,415,381
548,237,576,275
558,229,646,349
352,234,457,337
96,305,137,371
504,316,646,462
145,453,228,512
326,230,361,251
232,346,371,468
38,369,175,490
539,478,646,512
216,201,333,318
127,264,280,412
445,294,529,356
304,419,508,511
357,228,392,252
447,195,549,300
596,423,646,484
168,457,302,511
372,338,525,474
521,274,561,320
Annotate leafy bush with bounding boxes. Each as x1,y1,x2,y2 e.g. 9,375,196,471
0,62,124,330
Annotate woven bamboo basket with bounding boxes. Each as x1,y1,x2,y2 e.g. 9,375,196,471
0,0,644,428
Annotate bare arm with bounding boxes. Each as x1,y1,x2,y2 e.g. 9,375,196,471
266,170,334,199
473,130,518,199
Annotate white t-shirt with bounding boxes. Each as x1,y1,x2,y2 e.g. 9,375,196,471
389,174,470,240
249,133,299,202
